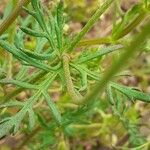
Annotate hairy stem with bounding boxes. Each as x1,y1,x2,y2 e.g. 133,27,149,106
0,0,30,36
62,54,82,103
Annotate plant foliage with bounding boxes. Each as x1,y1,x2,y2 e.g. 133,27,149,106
0,0,150,149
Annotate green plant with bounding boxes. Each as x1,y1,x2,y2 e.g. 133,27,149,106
0,0,150,149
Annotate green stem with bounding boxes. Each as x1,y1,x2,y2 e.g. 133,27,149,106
70,123,101,129
78,6,149,47
62,54,82,103
67,0,114,51
78,37,112,47
0,0,30,36
59,103,78,109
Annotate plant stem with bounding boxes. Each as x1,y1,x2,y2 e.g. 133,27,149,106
62,54,82,103
78,37,112,47
59,103,78,109
67,0,114,51
78,9,149,47
70,123,101,129
0,0,30,36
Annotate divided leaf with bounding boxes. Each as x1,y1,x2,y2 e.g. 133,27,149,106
75,45,123,64
110,82,150,103
28,108,36,130
0,40,52,71
112,3,143,39
0,100,24,108
20,49,56,61
20,27,46,38
42,91,62,126
106,84,115,105
55,1,64,50
0,79,39,89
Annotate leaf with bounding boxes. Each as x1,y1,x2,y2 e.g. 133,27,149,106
0,100,24,108
36,113,48,128
112,4,143,39
0,40,53,71
23,7,36,17
55,1,64,50
106,84,114,105
71,63,101,81
23,1,46,31
0,117,11,124
0,109,26,138
0,119,13,138
15,66,28,80
75,45,123,63
110,82,150,102
20,49,56,60
48,14,56,39
0,92,41,138
115,91,126,113
0,79,39,89
31,0,40,11
35,37,48,53
0,34,8,40
42,91,62,126
14,30,24,49
57,1,64,29
79,71,88,91
68,0,114,51
20,27,46,37
28,108,35,130
30,0,47,31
